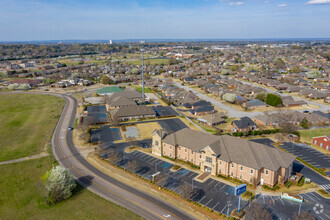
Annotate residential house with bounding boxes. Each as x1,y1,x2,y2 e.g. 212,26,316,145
232,117,257,132
152,128,296,187
111,105,156,121
198,112,226,126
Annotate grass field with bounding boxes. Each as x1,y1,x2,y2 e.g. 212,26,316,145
0,94,64,162
124,58,169,65
0,156,143,219
135,122,162,139
299,127,330,143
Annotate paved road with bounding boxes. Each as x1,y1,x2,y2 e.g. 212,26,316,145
236,79,330,113
173,82,330,118
51,93,195,220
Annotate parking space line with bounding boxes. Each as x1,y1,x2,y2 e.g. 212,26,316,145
192,192,201,200
303,193,315,202
205,199,213,206
212,201,220,210
220,204,228,213
288,199,293,205
208,180,214,185
189,172,196,177
174,185,181,192
309,192,320,201
213,182,220,189
198,195,206,203
219,185,226,191
279,198,285,205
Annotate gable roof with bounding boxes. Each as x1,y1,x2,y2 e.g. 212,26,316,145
233,117,256,129
161,128,295,171
108,96,137,107
112,105,155,118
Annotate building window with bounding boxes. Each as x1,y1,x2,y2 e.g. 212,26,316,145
219,169,221,173
170,153,172,157
219,161,222,165
326,146,329,150
185,148,187,152
265,170,268,175
206,156,212,164
231,172,233,176
199,162,201,166
191,158,193,163
240,166,243,171
250,169,253,174
199,155,202,159
179,147,181,150
155,140,159,146
250,177,252,182
240,174,242,180
170,145,172,149
314,140,317,144
191,150,193,155
320,143,323,147
185,156,187,160
231,163,234,168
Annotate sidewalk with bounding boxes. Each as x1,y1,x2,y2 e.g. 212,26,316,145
0,152,49,165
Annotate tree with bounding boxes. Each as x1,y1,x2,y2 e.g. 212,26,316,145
43,166,76,205
274,58,286,69
300,117,309,129
266,94,283,107
100,75,112,84
125,160,139,173
292,211,315,220
256,93,267,102
107,148,122,163
222,93,236,103
8,83,19,90
273,111,297,134
245,203,271,220
154,173,169,186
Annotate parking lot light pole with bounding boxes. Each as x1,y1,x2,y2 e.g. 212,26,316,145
298,202,302,216
192,178,194,190
226,202,232,220
238,195,241,213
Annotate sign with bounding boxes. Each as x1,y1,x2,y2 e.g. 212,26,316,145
235,184,247,196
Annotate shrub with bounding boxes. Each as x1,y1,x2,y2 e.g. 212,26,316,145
266,93,283,106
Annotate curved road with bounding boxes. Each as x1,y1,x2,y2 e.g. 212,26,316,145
52,94,195,220
0,91,194,220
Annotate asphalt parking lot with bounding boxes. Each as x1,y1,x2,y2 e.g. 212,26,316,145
102,148,246,215
157,118,188,132
91,126,122,143
253,191,330,220
280,142,330,169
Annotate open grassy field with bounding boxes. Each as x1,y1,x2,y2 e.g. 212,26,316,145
299,127,330,143
136,122,162,139
124,58,169,65
0,156,143,219
0,93,64,162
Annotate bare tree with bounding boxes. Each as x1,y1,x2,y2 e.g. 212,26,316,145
292,211,315,220
273,111,297,134
179,182,198,200
245,203,271,220
125,160,139,173
107,148,122,163
154,173,169,186
79,125,90,143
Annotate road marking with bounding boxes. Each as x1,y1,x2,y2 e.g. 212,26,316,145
208,180,214,185
188,172,195,178
212,201,220,210
192,192,201,200
279,198,285,205
213,182,220,189
174,185,181,192
198,195,206,203
220,204,228,213
309,192,321,201
205,199,213,206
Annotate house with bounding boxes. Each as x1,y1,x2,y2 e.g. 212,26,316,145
190,105,215,116
111,105,156,121
281,96,307,107
232,117,257,132
254,115,279,127
152,128,296,187
191,100,212,110
243,99,266,109
105,96,137,110
313,136,330,151
198,112,226,126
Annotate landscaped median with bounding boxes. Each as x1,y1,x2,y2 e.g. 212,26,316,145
274,143,327,176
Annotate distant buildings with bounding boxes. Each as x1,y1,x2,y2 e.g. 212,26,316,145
313,136,330,151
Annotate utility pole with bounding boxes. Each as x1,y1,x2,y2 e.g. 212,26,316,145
140,40,145,100
226,201,232,220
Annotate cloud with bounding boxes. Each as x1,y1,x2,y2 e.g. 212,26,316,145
306,0,330,4
220,0,245,6
278,3,288,7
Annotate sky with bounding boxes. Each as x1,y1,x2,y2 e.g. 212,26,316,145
0,0,330,41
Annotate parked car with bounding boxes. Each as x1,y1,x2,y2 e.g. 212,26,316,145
68,127,74,131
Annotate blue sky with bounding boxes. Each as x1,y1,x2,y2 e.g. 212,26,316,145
0,0,329,41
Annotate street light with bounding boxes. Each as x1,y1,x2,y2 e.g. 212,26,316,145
192,178,194,190
140,40,145,100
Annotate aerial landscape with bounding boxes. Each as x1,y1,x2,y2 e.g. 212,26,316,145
0,0,330,220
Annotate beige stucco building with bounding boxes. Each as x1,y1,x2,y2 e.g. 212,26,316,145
152,128,296,187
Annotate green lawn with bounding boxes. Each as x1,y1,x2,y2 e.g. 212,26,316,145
0,93,64,162
124,58,169,65
132,86,153,93
0,156,143,220
299,127,330,143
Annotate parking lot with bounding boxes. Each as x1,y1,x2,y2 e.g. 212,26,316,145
281,142,330,170
102,148,246,215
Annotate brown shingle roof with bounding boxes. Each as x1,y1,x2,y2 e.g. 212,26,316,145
162,128,295,171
